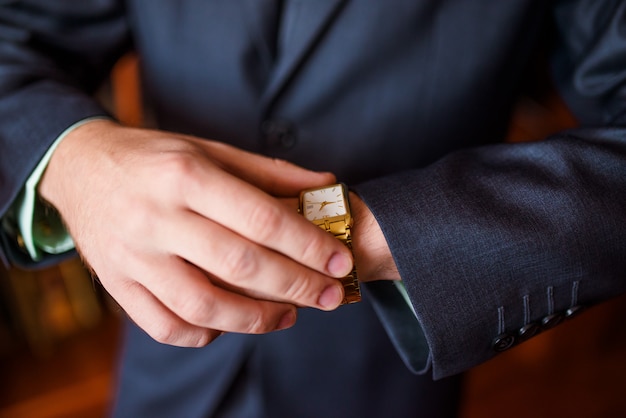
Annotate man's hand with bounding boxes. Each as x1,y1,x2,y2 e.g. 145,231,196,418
38,120,353,347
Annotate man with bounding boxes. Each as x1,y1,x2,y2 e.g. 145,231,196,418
1,1,625,416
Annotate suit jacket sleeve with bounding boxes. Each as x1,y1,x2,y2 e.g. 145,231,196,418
0,0,131,267
356,0,626,379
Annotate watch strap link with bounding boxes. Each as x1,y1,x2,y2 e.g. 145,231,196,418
317,219,361,304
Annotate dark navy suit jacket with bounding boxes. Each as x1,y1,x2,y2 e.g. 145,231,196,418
1,1,626,416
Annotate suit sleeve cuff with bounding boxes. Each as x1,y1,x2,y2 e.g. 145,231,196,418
363,280,431,374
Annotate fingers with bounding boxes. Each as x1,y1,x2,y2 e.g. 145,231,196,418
200,140,336,196
110,278,222,347
109,255,299,347
163,211,346,310
183,169,354,280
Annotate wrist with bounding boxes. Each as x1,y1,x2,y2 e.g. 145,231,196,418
38,118,119,209
349,192,400,282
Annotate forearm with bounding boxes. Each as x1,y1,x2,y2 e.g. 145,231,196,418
355,128,626,379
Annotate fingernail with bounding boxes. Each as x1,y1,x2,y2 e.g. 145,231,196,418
327,252,352,277
318,285,343,309
276,310,296,331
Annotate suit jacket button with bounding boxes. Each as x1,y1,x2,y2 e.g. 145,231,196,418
492,333,516,352
541,313,564,329
518,322,540,342
261,120,297,149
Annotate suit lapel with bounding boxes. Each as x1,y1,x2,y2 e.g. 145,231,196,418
241,0,281,71
261,0,347,107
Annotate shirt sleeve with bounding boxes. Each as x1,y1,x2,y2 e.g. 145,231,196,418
3,117,109,261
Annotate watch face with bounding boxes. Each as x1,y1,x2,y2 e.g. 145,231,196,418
302,185,347,221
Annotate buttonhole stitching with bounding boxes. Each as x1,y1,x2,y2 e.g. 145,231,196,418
546,286,554,315
571,280,580,307
497,306,505,335
523,295,530,325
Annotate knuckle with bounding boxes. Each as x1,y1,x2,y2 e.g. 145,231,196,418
244,310,270,334
271,158,292,168
150,322,181,345
191,330,215,348
247,203,283,243
155,151,203,199
222,245,259,280
151,324,214,348
298,233,327,264
281,272,313,302
176,292,217,326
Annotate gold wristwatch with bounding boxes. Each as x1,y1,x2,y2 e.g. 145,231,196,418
299,183,361,304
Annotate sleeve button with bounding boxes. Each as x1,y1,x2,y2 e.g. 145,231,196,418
565,305,584,319
492,333,516,352
518,322,540,342
541,313,564,329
